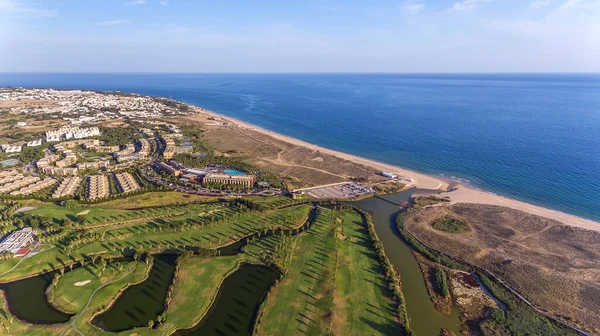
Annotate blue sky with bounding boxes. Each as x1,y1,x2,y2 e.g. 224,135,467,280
0,0,598,72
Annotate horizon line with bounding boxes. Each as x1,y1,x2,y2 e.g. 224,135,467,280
1,71,600,75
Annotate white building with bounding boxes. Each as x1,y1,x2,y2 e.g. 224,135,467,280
381,172,397,179
45,126,101,142
0,228,36,255
17,122,27,127
27,139,43,147
4,146,22,153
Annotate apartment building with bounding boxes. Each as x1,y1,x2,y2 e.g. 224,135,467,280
11,178,57,196
26,139,42,147
114,172,140,193
156,162,180,176
87,175,109,200
202,173,255,188
76,161,110,170
45,126,100,142
0,176,41,194
52,176,81,198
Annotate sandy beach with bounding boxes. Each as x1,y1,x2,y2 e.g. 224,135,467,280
198,108,600,232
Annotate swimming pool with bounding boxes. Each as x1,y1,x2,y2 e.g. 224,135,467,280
224,169,246,175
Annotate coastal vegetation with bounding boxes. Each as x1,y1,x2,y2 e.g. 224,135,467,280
434,268,450,298
397,205,588,336
431,216,470,234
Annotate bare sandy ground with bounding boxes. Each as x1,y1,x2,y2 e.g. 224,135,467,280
198,109,600,232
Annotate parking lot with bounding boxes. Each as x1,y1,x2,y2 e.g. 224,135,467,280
304,183,374,199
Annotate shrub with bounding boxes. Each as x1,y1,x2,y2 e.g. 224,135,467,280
431,216,470,234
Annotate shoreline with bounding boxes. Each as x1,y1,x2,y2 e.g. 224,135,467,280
194,107,600,232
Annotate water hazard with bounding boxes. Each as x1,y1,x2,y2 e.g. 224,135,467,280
91,254,178,331
173,264,280,336
354,188,463,335
0,270,73,324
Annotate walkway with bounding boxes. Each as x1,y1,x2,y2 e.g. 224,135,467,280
59,267,135,336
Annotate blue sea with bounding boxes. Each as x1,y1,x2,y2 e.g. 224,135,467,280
1,73,599,221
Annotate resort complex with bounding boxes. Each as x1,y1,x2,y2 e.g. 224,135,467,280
0,87,595,336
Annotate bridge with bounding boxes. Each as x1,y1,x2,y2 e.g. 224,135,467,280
373,195,409,208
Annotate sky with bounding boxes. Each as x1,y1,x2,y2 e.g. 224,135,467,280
0,0,599,72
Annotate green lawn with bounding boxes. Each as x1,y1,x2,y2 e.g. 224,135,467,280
92,191,219,209
76,204,311,255
27,201,223,227
0,261,149,336
149,256,243,336
49,260,143,314
331,210,400,335
252,206,338,336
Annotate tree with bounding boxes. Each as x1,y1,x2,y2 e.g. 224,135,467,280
147,320,154,329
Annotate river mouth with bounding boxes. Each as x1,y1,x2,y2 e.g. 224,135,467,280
0,270,74,324
91,254,178,332
353,188,463,335
173,263,280,336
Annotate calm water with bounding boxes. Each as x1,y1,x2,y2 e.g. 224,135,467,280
173,264,280,336
354,189,463,335
92,254,178,331
1,73,599,221
0,270,73,324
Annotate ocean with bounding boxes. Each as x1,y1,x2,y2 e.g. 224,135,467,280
1,73,599,221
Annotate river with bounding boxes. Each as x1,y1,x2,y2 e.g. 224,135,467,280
354,188,463,336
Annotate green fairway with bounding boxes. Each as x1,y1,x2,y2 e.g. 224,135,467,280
27,201,224,227
90,191,219,209
50,260,143,314
152,256,243,335
252,206,338,336
331,210,400,335
76,204,311,255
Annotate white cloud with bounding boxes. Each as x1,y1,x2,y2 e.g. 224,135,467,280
159,0,168,6
0,0,57,17
94,19,131,26
451,0,492,11
124,0,146,5
402,1,426,16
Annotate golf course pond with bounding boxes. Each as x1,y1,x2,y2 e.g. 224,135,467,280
0,269,73,324
173,263,280,336
91,254,178,331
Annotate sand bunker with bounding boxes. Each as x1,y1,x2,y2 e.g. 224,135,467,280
76,210,90,216
16,206,36,213
311,157,324,162
335,227,347,240
74,280,91,287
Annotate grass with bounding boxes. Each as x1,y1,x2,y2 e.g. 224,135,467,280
431,216,470,234
0,261,149,336
244,195,295,207
49,260,142,314
149,256,242,335
77,204,311,255
26,200,223,227
330,209,401,335
70,261,150,336
92,191,219,209
249,207,337,336
0,204,310,283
